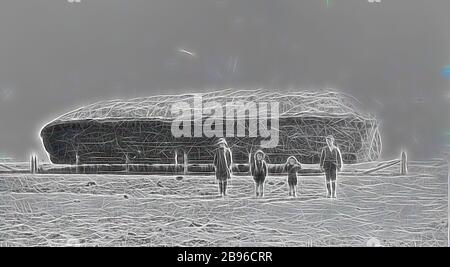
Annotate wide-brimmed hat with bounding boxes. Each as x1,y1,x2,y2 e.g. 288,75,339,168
285,155,300,165
254,150,265,158
216,138,228,146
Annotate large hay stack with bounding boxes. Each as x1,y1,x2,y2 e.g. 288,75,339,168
41,89,381,165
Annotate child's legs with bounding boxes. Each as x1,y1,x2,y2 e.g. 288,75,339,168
324,167,332,195
218,181,223,195
289,177,297,196
223,180,228,195
330,166,337,195
259,182,264,196
331,181,336,197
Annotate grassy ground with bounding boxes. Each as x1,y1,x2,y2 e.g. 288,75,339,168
0,160,447,246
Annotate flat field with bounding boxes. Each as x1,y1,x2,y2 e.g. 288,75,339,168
0,160,447,246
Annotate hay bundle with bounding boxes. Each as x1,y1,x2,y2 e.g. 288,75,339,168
41,89,381,165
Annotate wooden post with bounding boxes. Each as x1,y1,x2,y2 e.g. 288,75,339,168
400,151,408,175
248,152,252,175
34,155,38,174
75,153,80,174
30,155,35,174
174,150,178,173
125,154,130,173
183,151,188,174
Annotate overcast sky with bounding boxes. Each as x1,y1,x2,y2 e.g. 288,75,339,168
0,0,449,161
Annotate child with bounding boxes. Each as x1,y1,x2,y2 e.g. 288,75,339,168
319,135,343,198
213,138,233,197
250,150,268,197
284,156,302,197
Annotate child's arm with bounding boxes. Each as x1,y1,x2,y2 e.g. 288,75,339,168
250,162,256,176
319,148,325,171
227,148,233,174
249,154,253,176
336,147,343,171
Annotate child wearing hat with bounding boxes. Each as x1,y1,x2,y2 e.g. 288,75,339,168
284,156,302,197
213,138,233,197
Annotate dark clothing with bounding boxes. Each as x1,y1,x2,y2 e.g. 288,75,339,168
288,176,297,186
219,180,228,195
213,146,232,181
285,164,301,186
254,176,266,184
319,146,343,171
324,162,337,182
251,160,268,184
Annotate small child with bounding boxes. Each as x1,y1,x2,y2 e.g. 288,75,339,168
250,150,268,197
284,156,302,197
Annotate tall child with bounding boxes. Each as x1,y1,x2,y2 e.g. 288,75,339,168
319,135,343,198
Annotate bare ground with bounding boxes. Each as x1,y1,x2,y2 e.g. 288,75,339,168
0,161,447,246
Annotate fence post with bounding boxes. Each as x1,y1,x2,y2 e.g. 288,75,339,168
174,150,178,173
30,155,35,174
400,151,408,175
34,155,38,174
75,153,80,174
248,152,252,175
125,154,130,173
183,151,188,174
